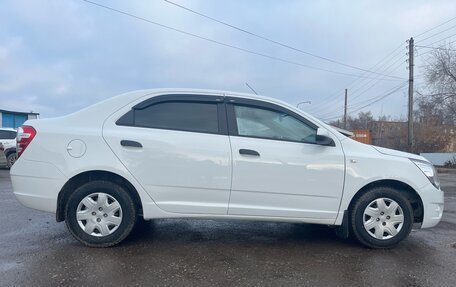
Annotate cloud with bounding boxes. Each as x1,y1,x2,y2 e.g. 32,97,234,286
0,0,455,120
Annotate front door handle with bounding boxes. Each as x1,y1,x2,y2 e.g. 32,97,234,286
121,140,143,148
239,149,260,156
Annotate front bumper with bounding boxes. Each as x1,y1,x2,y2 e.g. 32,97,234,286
419,182,444,228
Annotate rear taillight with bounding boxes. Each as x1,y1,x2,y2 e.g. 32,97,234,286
17,125,37,158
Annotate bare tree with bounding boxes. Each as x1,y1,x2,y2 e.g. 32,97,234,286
332,112,375,130
412,43,456,153
328,107,452,152
413,100,450,153
418,43,456,125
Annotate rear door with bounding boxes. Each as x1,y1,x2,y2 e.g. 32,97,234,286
226,97,345,221
103,94,232,214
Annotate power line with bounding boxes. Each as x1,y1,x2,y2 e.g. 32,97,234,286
350,82,408,113
321,15,456,122
164,0,405,80
416,23,456,43
312,42,406,103
349,79,407,109
415,45,456,52
348,55,406,102
313,53,406,117
307,43,407,113
415,38,456,59
414,15,456,38
318,16,456,110
415,38,456,58
318,78,407,118
80,0,404,81
316,67,406,119
423,33,456,47
322,82,407,121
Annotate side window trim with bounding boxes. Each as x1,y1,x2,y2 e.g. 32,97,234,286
225,102,238,136
225,97,319,144
116,94,228,136
133,94,224,109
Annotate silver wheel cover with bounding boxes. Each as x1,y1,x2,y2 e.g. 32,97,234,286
76,193,123,237
363,197,404,240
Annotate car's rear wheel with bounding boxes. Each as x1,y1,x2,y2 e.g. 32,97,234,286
6,153,16,168
350,187,413,249
65,181,137,247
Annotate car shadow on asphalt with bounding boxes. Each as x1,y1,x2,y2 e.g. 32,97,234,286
123,218,360,248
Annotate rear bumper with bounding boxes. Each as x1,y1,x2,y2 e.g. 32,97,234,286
10,159,67,213
420,183,444,229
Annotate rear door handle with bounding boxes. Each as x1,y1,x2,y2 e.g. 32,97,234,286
239,149,260,156
121,140,143,148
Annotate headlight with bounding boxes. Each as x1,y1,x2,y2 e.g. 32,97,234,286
410,159,440,189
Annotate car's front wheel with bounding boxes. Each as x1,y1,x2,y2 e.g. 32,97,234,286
350,187,414,249
65,181,137,247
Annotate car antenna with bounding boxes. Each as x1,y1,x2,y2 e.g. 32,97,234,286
245,82,258,95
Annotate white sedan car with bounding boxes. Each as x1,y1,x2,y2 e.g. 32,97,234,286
11,89,443,248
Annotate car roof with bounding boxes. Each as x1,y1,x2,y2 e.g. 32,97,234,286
58,88,347,142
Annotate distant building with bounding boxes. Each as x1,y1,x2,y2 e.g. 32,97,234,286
352,129,372,144
0,109,40,129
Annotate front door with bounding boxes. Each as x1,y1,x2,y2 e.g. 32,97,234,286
226,98,345,221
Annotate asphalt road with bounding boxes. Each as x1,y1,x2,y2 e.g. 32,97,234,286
1,169,455,287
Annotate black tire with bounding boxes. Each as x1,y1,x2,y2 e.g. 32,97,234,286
6,153,16,169
350,187,414,249
65,181,137,247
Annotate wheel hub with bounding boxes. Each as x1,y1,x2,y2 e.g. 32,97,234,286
363,197,404,240
76,192,123,237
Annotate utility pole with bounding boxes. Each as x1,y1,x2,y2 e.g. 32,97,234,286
343,89,348,129
407,37,414,152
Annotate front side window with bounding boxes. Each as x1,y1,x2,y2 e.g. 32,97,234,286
234,105,316,143
119,101,219,134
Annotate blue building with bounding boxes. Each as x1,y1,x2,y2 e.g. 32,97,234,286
0,109,40,129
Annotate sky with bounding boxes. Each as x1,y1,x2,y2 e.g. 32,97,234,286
1,0,456,120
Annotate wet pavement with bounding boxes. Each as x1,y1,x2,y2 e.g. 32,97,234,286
1,168,455,287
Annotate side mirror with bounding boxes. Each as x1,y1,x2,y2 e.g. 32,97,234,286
315,134,335,146
316,128,335,146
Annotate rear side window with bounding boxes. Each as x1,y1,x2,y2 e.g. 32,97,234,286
0,130,17,139
118,101,219,134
